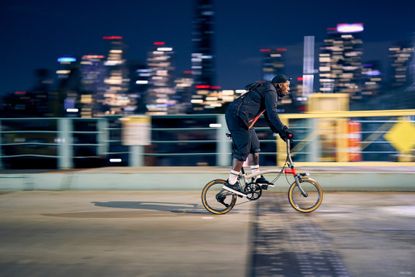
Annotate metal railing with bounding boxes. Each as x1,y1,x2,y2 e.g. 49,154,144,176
0,110,414,169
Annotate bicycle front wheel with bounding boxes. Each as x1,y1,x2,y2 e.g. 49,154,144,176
201,179,237,215
288,177,323,213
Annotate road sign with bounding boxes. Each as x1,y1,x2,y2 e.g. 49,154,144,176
384,120,415,153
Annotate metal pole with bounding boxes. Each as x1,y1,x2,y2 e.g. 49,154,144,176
97,118,108,156
0,120,3,170
58,118,73,169
216,114,231,166
129,145,143,166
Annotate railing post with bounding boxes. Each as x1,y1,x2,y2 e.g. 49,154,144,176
0,120,3,170
58,118,73,169
97,118,109,156
216,114,231,166
309,118,321,162
129,145,144,166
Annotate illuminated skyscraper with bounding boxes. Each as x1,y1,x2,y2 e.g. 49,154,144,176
319,23,364,99
80,55,107,117
102,36,133,115
260,48,287,81
146,42,176,115
55,56,81,116
302,36,315,97
389,42,414,88
191,0,216,112
132,65,151,114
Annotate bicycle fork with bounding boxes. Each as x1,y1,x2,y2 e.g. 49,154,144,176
294,175,308,197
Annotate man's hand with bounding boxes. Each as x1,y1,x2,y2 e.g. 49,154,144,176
280,126,294,142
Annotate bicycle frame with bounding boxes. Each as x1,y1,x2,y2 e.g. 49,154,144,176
238,140,309,197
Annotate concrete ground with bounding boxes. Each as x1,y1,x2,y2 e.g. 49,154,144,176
0,191,414,277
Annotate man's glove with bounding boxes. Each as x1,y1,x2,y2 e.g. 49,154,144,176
280,126,294,142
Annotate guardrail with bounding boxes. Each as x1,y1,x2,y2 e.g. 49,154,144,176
0,110,414,169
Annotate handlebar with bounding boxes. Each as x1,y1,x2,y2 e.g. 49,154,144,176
286,139,294,166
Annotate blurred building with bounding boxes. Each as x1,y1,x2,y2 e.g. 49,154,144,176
260,48,287,81
174,70,194,113
55,56,81,117
80,55,107,117
1,91,32,117
146,42,176,115
389,41,414,88
1,69,53,117
134,67,151,114
361,61,382,97
259,47,294,109
127,62,148,114
302,36,316,98
191,0,216,112
102,36,133,115
319,23,364,99
32,69,53,116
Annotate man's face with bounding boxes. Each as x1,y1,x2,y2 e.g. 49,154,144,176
277,81,290,95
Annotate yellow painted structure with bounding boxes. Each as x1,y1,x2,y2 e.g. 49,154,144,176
276,99,415,166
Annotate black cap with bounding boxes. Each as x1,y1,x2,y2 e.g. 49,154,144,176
271,74,290,84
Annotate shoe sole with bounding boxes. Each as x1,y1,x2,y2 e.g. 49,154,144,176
222,185,246,197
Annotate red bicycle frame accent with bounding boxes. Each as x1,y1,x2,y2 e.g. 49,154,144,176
284,168,297,175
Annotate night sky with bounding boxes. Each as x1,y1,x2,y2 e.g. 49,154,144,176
1,0,414,94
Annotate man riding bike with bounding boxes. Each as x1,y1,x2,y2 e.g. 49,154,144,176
217,74,293,202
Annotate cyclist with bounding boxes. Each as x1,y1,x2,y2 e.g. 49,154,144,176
217,74,293,201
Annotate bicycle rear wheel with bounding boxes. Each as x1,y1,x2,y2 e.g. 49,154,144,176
288,177,323,213
201,179,237,215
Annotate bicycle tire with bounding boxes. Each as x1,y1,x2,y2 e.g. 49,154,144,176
201,179,237,215
288,177,323,213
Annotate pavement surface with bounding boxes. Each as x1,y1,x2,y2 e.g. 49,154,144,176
0,191,414,277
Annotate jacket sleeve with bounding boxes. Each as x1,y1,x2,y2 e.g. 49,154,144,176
263,84,285,134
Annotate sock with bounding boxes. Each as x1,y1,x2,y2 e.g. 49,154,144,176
228,170,240,185
250,165,260,175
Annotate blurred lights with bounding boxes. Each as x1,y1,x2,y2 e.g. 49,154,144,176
157,47,173,52
56,70,71,75
109,158,122,163
57,57,76,63
103,36,123,40
337,23,364,33
364,70,381,76
191,99,203,104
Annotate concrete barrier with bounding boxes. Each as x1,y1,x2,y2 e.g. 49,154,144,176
0,166,414,191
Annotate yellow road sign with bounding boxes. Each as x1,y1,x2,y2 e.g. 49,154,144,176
384,120,415,153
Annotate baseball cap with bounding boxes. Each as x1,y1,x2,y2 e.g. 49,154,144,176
271,74,290,84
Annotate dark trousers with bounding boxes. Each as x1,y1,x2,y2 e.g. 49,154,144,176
225,110,260,162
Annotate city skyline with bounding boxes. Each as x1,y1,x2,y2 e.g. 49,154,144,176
1,0,415,95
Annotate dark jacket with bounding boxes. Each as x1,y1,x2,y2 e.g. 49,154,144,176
227,81,285,134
